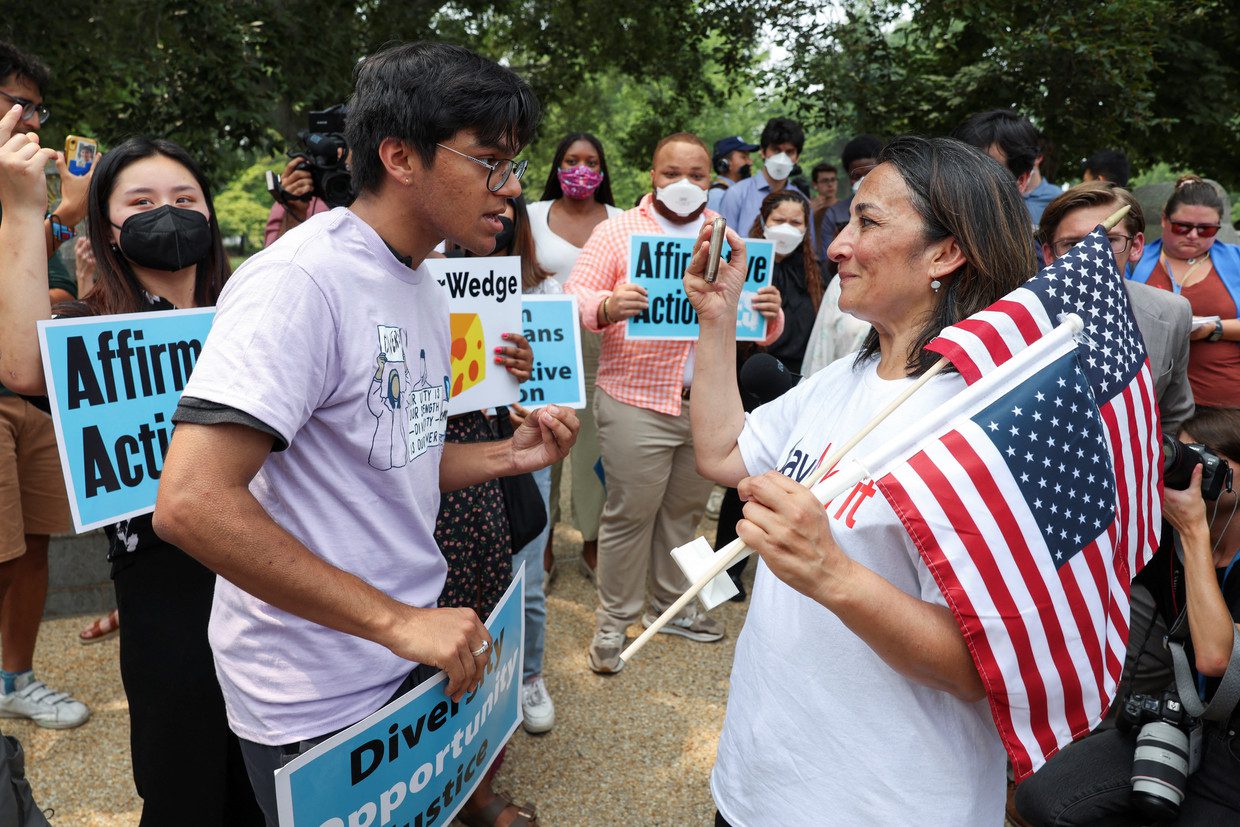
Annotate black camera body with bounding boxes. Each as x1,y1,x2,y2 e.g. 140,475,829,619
269,105,354,209
1117,690,1201,820
1163,436,1233,501
1117,689,1194,733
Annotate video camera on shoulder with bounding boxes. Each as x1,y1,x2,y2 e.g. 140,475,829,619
1163,436,1233,501
267,104,354,209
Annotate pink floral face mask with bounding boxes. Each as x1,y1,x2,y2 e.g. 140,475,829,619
557,165,604,200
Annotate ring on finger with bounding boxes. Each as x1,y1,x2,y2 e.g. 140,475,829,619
470,640,491,658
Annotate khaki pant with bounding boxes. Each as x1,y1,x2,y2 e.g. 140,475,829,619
593,389,714,634
567,326,605,540
0,395,71,561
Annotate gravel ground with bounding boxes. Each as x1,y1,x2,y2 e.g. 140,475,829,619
9,509,747,826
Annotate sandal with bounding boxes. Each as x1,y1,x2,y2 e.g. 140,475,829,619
457,792,538,827
78,609,119,645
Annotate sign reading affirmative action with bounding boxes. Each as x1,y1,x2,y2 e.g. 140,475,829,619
426,256,523,416
519,295,586,409
624,234,776,341
275,566,525,827
37,308,216,532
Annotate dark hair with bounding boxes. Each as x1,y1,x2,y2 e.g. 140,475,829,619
748,191,823,312
1164,174,1225,222
841,134,884,173
1083,149,1130,188
951,109,1040,180
502,195,553,290
854,136,1035,376
0,40,50,95
539,132,615,206
1038,182,1144,245
345,42,541,195
811,163,837,183
57,138,230,317
653,131,710,160
1181,408,1240,465
759,117,805,154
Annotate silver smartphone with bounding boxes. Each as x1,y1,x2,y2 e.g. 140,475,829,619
705,217,726,284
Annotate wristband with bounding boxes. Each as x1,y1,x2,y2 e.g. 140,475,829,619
602,297,611,324
47,213,76,243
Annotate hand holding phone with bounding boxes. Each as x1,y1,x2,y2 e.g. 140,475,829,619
64,136,98,176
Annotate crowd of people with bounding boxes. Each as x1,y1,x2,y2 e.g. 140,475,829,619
0,34,1239,827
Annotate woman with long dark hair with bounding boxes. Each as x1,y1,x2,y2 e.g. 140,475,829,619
527,132,622,594
0,116,261,824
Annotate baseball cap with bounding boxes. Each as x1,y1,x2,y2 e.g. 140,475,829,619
713,136,759,160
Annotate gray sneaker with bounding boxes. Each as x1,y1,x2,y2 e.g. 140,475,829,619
642,606,725,642
588,630,627,674
0,675,91,729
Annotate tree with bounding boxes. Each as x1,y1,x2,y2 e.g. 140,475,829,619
778,0,1240,187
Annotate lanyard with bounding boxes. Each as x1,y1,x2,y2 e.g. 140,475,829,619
1196,552,1240,699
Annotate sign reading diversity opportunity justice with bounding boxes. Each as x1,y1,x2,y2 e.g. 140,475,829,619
519,295,586,409
426,256,524,416
625,234,776,341
275,567,526,827
37,308,216,532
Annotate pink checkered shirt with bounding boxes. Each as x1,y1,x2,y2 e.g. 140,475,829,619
564,194,784,416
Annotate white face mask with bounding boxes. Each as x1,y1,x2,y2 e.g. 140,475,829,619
763,151,794,181
655,177,708,217
763,223,805,256
852,174,867,194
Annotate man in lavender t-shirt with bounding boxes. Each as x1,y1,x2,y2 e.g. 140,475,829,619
153,43,577,821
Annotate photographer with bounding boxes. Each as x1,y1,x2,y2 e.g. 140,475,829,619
263,155,327,245
1016,408,1240,825
264,106,351,245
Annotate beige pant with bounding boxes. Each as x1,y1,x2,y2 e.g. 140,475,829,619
593,389,714,633
568,326,605,540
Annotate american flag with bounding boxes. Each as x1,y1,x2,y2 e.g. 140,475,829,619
876,225,1161,779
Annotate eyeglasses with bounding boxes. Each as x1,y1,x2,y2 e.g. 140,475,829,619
1052,234,1134,257
435,143,527,193
1168,220,1221,238
0,90,49,126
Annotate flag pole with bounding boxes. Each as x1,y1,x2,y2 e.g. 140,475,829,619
620,356,950,664
1102,205,1131,231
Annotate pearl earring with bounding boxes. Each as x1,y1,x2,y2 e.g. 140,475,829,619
404,177,411,185
930,279,942,292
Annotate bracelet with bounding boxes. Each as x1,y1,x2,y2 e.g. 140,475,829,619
47,213,76,243
601,297,611,324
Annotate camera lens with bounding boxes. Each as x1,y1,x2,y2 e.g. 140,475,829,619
1162,435,1200,491
1131,721,1189,819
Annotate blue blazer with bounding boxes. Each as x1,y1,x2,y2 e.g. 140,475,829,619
1129,238,1240,313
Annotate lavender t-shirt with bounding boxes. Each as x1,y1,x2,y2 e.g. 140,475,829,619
182,208,452,745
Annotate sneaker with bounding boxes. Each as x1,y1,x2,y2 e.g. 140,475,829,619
521,677,556,734
705,486,725,521
587,630,627,674
642,606,725,642
0,674,91,729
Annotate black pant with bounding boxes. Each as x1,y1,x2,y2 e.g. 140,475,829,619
717,487,750,583
113,548,263,826
1015,725,1240,825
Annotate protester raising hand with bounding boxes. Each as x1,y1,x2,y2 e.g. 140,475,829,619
0,103,56,214
683,222,748,324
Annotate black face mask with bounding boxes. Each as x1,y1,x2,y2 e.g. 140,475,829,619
491,216,516,254
114,205,213,272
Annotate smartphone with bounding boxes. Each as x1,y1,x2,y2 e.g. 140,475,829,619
705,217,726,284
64,136,98,176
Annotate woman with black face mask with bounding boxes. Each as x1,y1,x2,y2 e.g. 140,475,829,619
0,126,262,824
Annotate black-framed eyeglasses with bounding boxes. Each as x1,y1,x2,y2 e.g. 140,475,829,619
435,143,527,193
0,90,49,126
1052,234,1134,257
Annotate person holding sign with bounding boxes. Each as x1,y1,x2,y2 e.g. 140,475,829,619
152,43,577,823
563,131,784,674
685,137,1033,825
0,113,262,822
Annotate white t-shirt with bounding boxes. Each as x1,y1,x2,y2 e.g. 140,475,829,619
182,208,452,745
711,355,1006,827
526,199,622,285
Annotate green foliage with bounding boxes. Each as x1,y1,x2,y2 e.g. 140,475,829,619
213,157,283,250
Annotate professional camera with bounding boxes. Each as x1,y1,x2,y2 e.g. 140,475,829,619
268,105,354,209
1116,689,1201,820
1163,435,1233,501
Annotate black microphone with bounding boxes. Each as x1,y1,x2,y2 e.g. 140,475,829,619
739,352,801,407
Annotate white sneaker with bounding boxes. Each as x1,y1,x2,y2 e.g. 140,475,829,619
521,677,556,734
705,486,725,521
0,674,91,729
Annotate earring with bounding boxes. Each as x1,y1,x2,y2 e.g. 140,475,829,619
930,279,942,293
404,177,411,185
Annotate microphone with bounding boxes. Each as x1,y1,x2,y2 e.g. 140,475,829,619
739,352,801,407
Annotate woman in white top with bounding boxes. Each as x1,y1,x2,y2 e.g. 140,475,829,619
685,136,1036,826
526,133,622,583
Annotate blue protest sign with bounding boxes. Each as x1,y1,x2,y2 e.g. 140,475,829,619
275,567,526,827
37,308,216,532
519,295,586,409
624,234,775,341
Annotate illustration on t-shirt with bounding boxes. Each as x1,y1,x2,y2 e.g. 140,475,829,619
367,324,448,470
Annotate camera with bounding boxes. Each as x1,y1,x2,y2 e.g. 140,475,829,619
269,105,354,209
1117,689,1201,820
1163,435,1233,501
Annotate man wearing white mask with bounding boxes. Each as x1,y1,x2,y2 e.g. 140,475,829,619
719,117,810,248
565,132,785,673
